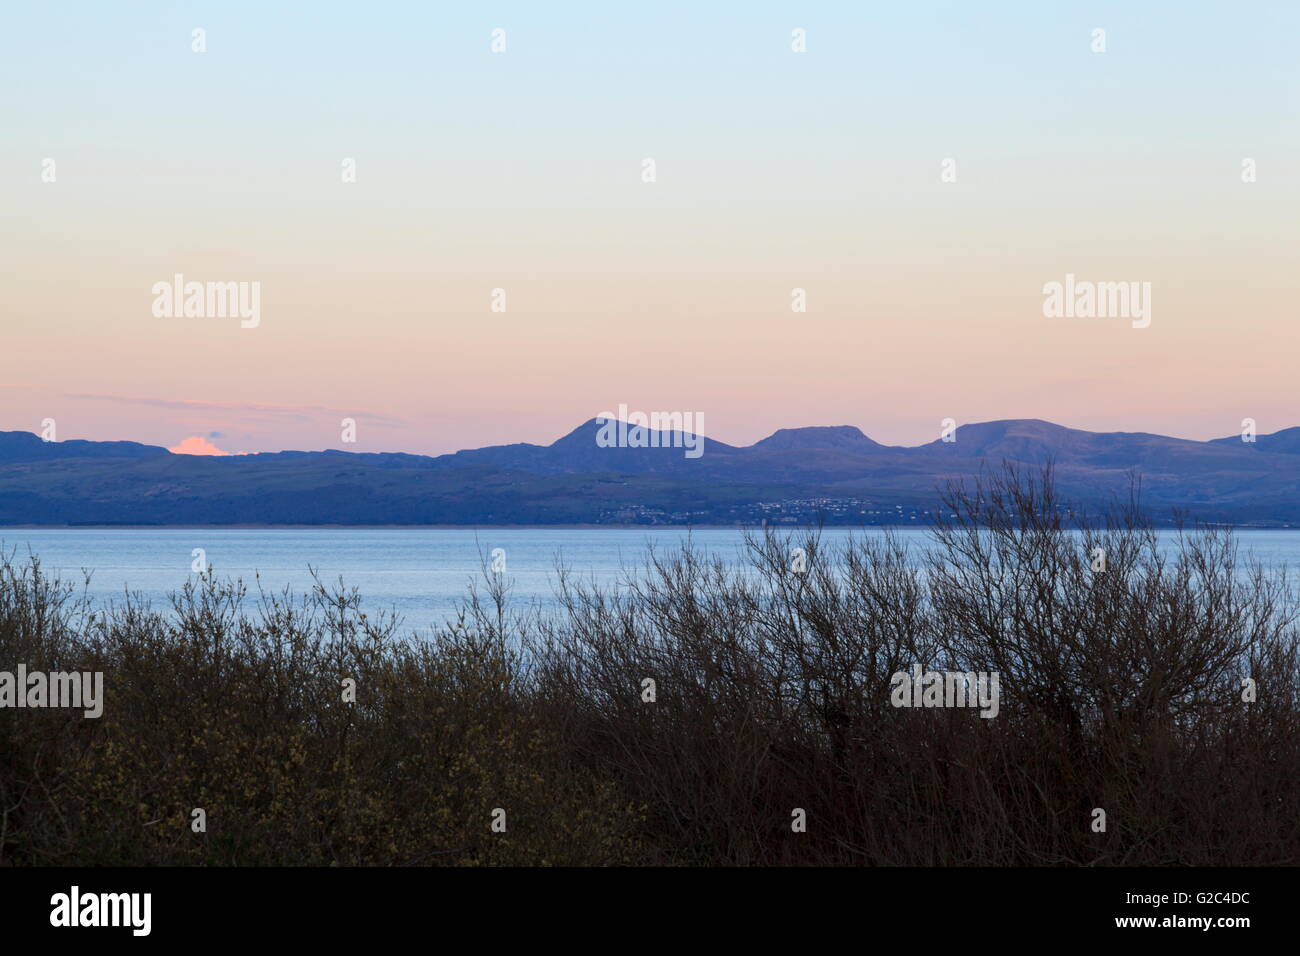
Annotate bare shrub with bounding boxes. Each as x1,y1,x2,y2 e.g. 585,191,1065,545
1,465,1296,865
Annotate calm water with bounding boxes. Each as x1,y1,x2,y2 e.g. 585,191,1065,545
4,528,1298,636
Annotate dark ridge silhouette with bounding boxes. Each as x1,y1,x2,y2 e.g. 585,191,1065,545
1210,425,1300,455
752,424,887,452
0,431,169,463
2,418,1300,525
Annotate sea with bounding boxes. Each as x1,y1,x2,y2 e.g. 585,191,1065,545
3,527,1297,637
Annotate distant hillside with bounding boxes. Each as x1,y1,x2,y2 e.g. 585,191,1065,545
1,419,1298,526
1210,426,1300,455
0,431,169,463
752,425,887,453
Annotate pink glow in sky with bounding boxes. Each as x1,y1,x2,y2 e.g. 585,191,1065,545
168,435,234,456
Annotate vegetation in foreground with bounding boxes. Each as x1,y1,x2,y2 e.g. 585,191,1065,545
1,467,1297,866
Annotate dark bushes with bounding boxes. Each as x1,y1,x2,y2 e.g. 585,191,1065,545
1,466,1297,865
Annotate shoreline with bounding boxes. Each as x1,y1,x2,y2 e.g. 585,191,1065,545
2,522,1296,531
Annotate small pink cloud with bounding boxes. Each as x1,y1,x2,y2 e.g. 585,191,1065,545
169,435,231,456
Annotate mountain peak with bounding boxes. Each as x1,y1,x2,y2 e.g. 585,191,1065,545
753,425,883,452
549,417,735,453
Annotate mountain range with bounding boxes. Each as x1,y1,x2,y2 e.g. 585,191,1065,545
1,418,1298,526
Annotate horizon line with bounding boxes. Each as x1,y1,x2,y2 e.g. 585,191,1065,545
1,415,1285,458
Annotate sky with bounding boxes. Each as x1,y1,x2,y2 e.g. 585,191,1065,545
2,1,1298,455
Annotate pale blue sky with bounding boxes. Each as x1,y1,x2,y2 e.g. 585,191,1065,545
2,2,1298,454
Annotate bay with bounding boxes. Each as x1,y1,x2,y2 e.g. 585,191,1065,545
3,527,1297,637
